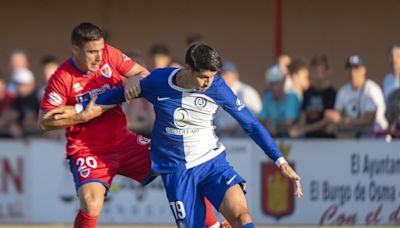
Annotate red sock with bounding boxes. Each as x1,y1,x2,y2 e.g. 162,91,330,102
74,210,98,228
204,197,218,227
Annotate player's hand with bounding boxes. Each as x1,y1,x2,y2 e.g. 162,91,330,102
279,163,303,198
124,75,143,101
79,97,115,122
43,105,77,120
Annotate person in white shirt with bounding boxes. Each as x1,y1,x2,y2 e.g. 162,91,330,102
326,55,387,137
215,61,262,136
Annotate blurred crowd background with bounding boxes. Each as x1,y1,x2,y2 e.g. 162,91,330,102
1,0,400,140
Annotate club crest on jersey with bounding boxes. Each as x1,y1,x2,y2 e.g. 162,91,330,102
194,97,207,108
100,64,112,78
137,135,151,145
236,98,245,111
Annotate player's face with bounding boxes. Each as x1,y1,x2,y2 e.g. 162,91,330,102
192,70,217,91
73,38,105,72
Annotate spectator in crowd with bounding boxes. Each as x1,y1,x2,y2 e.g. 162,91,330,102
8,69,40,137
385,88,400,137
326,55,387,137
260,66,300,137
266,54,292,92
287,57,310,103
215,61,262,137
9,49,29,71
149,43,173,69
37,55,59,102
0,72,16,137
289,55,337,138
8,49,30,95
383,44,400,100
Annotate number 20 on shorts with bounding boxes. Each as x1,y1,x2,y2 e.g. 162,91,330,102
76,156,98,178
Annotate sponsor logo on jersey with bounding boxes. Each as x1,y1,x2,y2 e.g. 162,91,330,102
76,84,111,103
48,91,63,106
100,64,112,78
73,82,83,92
236,98,245,111
137,135,151,145
194,97,207,108
173,108,189,128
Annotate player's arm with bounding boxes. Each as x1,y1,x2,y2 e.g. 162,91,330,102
38,108,87,131
124,63,150,101
217,80,303,197
38,98,115,131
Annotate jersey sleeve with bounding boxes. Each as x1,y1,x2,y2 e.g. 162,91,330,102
107,45,136,76
40,74,68,111
216,80,285,165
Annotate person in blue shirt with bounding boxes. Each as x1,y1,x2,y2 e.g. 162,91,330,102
46,44,302,228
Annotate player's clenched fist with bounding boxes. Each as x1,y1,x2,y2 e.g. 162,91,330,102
279,162,303,198
124,75,143,101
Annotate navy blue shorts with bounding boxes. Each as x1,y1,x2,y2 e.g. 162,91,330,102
161,152,246,228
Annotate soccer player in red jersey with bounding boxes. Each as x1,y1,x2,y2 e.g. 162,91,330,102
39,22,228,228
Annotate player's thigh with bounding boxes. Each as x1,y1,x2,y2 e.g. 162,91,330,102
201,153,246,211
161,171,206,228
118,134,152,183
218,183,249,222
68,151,117,194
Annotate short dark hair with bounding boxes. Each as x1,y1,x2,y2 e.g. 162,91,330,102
71,22,105,47
288,57,309,76
311,55,330,70
185,44,222,72
41,55,58,66
150,44,170,56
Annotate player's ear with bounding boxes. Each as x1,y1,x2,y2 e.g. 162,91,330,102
72,45,80,55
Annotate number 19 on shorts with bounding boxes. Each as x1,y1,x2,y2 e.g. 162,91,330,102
169,201,186,220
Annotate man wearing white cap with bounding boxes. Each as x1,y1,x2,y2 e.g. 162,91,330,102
8,68,39,137
326,55,387,137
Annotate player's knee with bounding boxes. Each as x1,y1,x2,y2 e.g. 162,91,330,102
80,193,103,216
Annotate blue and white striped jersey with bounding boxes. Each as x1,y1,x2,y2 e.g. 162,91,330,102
90,67,286,173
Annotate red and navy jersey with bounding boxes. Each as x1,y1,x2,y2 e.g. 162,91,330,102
40,44,135,155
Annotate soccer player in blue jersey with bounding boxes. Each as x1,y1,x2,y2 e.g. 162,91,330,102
48,44,303,228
